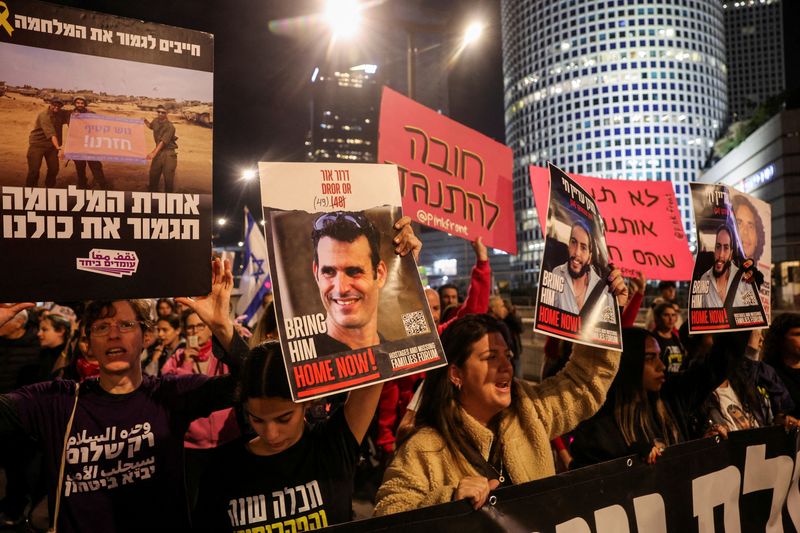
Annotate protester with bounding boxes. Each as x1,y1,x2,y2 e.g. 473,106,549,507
156,298,177,319
375,269,627,516
161,310,240,506
36,313,72,381
249,301,278,347
376,237,491,457
569,328,742,469
651,302,685,375
438,283,459,310
144,313,184,375
193,217,420,531
763,313,800,417
0,259,242,532
644,280,681,330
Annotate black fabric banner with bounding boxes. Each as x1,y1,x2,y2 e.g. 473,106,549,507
332,427,800,532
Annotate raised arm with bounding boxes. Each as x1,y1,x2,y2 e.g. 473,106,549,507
456,238,491,318
346,215,423,443
519,343,620,440
0,303,35,328
176,259,235,355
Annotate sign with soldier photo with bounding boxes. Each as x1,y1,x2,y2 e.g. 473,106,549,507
533,163,623,351
259,162,447,402
0,0,213,300
688,183,768,332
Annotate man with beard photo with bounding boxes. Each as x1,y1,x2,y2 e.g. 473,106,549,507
551,219,615,315
699,224,759,308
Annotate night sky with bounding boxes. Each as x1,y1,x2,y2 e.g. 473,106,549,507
45,0,504,244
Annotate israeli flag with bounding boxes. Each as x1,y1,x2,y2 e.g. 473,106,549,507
236,208,271,327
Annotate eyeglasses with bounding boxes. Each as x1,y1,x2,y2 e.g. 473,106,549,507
312,212,368,231
89,320,142,336
184,323,207,332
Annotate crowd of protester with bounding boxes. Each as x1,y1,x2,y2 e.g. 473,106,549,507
1,225,800,531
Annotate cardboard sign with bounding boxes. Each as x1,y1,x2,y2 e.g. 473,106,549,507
378,87,516,254
63,114,149,164
259,162,446,402
530,166,693,280
688,183,768,332
0,0,213,300
533,163,622,351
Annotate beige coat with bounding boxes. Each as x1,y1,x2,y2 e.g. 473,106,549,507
374,344,618,516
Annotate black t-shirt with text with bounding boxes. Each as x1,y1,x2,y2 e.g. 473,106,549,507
194,408,360,532
657,332,684,375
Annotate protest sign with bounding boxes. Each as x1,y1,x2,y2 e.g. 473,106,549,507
730,189,772,321
378,87,516,254
530,166,693,281
688,183,768,332
259,162,446,402
533,163,622,351
63,114,149,164
330,426,800,533
0,0,213,300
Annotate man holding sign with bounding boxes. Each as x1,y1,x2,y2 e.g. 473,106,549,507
70,96,109,189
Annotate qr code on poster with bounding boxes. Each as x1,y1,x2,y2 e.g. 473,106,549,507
402,311,430,336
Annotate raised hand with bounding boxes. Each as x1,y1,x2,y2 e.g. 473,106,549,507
393,216,422,262
0,303,35,329
175,258,234,349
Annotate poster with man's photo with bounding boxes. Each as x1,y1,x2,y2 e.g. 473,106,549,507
688,183,768,332
533,163,622,351
730,189,771,322
259,162,447,402
0,0,213,300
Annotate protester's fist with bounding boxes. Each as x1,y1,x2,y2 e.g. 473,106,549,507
607,265,629,308
471,237,489,262
393,216,422,262
628,271,647,296
703,421,729,440
646,445,663,465
453,476,500,510
0,303,35,328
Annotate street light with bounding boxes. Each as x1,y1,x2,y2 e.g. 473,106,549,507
405,17,487,100
462,21,483,47
324,0,362,41
241,169,257,181
217,218,227,226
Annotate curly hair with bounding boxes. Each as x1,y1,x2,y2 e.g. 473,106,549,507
732,194,766,262
762,313,800,367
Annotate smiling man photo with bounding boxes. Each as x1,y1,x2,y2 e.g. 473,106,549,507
310,211,388,354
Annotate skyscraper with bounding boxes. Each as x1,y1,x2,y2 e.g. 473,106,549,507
501,0,728,285
722,0,785,121
306,67,380,163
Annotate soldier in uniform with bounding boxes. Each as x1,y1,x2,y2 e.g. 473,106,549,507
144,105,178,192
25,96,69,187
70,96,110,189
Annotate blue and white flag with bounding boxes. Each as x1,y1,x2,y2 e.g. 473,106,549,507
235,208,271,328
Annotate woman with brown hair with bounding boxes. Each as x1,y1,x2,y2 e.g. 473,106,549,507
569,327,736,469
375,269,627,515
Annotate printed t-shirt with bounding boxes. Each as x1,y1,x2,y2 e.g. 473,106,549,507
657,332,684,375
194,407,360,532
6,373,235,532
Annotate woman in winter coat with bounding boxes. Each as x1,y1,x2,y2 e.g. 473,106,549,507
375,266,627,516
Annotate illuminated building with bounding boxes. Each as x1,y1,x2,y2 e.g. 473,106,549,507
501,0,728,284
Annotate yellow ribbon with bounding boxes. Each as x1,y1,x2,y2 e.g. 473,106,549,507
0,2,13,37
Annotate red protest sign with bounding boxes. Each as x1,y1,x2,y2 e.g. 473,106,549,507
378,87,516,254
530,166,693,281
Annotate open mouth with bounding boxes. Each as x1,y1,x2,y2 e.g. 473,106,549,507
106,348,126,357
495,380,511,392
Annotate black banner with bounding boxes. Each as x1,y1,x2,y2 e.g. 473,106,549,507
332,427,800,532
0,0,213,71
0,0,213,300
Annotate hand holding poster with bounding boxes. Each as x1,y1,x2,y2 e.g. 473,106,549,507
259,162,446,402
688,183,768,332
529,166,693,280
533,163,623,350
378,87,516,253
